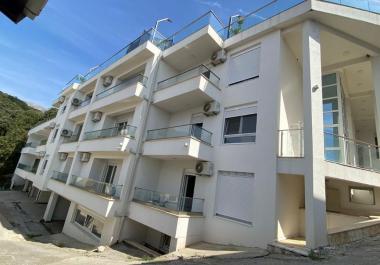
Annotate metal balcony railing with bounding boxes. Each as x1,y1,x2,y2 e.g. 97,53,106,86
156,11,225,50
95,74,147,101
24,142,37,148
278,129,304,157
133,187,205,214
63,28,165,90
70,175,122,199
83,125,136,141
51,171,68,183
324,131,380,172
63,134,80,143
146,124,212,145
320,0,380,14
17,163,37,173
157,64,220,90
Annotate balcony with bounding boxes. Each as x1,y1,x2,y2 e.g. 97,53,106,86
59,134,80,153
17,163,37,174
129,187,205,244
154,65,221,112
143,124,213,160
159,11,224,71
28,119,55,136
21,143,37,155
69,175,122,199
79,125,136,153
15,163,38,182
90,75,147,112
51,171,68,184
68,98,92,120
278,129,304,158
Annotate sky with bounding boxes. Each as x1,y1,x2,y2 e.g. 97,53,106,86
0,0,282,109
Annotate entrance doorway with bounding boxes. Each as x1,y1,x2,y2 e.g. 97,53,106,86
180,175,196,212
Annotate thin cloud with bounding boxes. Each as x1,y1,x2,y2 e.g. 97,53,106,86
196,0,222,9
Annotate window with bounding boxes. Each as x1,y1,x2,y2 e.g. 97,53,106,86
52,129,58,143
349,187,375,205
229,46,260,85
73,208,104,238
40,159,48,174
223,105,257,144
215,171,255,225
61,105,67,114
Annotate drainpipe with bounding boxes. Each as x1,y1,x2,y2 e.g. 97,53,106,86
115,49,162,239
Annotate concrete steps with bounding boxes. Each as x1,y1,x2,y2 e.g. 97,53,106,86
267,241,310,257
123,240,160,257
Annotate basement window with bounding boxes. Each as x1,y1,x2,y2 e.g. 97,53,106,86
74,208,104,239
349,187,375,205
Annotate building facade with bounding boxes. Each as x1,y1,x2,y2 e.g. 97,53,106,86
12,0,380,253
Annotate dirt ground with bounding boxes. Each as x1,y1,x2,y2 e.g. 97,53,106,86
1,190,380,265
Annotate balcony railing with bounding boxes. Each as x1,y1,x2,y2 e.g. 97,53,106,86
157,11,224,50
63,28,165,90
70,175,122,199
133,187,205,214
74,98,92,109
17,163,37,173
278,129,304,157
95,74,147,101
51,171,68,183
217,0,306,39
324,132,380,172
146,124,212,145
63,134,80,144
24,142,37,148
83,125,136,141
157,64,220,90
39,139,48,146
320,0,380,14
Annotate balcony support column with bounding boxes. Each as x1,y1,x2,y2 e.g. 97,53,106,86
302,20,328,249
372,56,380,143
43,192,59,222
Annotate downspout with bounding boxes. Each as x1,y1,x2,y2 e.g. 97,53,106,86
116,45,162,239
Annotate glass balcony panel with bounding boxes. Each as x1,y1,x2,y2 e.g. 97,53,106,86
70,175,122,199
321,0,380,13
146,124,212,145
17,163,37,173
278,129,304,157
83,125,136,141
157,65,220,90
133,187,204,214
51,171,68,183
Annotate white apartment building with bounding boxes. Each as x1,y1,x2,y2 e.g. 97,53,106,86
12,0,380,254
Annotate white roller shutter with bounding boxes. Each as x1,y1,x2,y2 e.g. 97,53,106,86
215,171,255,224
229,46,260,85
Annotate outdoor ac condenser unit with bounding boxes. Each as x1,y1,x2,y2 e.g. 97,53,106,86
71,98,81,106
92,112,102,122
48,122,56,129
211,49,227,66
60,129,73,137
59,152,68,161
195,161,214,176
203,101,220,116
103,75,113,87
80,152,91,162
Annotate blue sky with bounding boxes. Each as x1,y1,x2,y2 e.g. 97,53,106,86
0,0,283,109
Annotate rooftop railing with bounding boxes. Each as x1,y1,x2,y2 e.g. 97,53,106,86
157,64,220,90
320,0,380,14
218,0,306,39
95,74,147,101
70,175,122,199
51,171,68,183
83,125,136,141
17,163,37,173
157,11,225,50
63,28,165,90
133,187,205,214
146,124,212,145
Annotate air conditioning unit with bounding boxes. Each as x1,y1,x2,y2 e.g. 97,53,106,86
60,129,73,137
103,75,113,87
211,49,227,66
58,96,66,104
203,101,220,116
80,152,91,162
92,111,102,122
48,122,56,129
58,152,68,161
195,161,213,176
71,98,81,106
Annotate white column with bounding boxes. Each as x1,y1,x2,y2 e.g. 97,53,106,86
302,20,328,249
43,192,59,221
372,56,380,143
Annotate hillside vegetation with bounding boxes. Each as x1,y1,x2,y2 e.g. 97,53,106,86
0,91,57,176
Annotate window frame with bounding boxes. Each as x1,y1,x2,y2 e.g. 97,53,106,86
223,106,257,145
349,186,376,205
73,208,104,239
